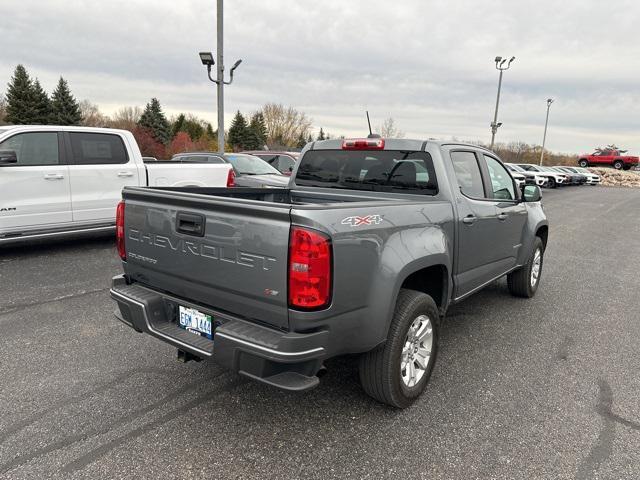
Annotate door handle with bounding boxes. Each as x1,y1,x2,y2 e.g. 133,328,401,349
497,213,508,221
117,171,134,177
44,173,64,180
462,215,476,225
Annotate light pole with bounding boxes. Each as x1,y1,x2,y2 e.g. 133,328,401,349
199,0,242,155
490,55,515,149
539,98,554,165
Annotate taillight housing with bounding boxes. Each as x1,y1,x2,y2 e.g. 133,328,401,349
226,168,236,187
342,138,385,150
116,201,126,260
288,227,332,310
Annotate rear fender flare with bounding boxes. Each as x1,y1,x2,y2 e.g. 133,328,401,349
367,226,452,345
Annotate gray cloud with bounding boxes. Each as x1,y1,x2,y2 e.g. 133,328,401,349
1,0,639,153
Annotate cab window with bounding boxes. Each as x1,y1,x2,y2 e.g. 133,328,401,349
450,151,484,198
484,155,515,200
0,132,60,166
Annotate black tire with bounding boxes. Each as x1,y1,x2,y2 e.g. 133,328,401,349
613,160,623,170
359,289,439,408
507,237,544,298
578,159,589,168
547,177,556,189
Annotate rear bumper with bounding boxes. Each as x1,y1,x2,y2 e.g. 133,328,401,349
110,275,327,391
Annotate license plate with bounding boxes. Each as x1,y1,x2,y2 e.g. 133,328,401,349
178,306,213,340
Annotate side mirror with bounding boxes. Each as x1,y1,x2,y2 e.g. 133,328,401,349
522,185,542,202
0,150,18,165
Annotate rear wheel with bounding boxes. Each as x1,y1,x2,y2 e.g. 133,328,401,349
613,160,623,170
359,289,439,408
578,159,589,168
507,237,544,298
547,177,556,189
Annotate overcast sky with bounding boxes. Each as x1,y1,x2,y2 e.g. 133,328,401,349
2,0,639,153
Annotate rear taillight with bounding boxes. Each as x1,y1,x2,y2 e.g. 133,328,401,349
226,168,236,187
116,201,126,260
342,138,385,150
288,227,332,309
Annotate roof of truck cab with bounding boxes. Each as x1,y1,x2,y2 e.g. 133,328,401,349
308,138,495,154
0,125,131,135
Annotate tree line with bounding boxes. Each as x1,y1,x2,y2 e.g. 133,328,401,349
0,65,323,158
0,64,579,163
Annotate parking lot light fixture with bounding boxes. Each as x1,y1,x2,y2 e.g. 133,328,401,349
539,98,554,165
490,55,516,149
199,52,214,66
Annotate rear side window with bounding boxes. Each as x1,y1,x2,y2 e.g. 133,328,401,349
277,155,296,172
450,151,484,198
296,150,437,194
69,132,128,165
0,132,59,166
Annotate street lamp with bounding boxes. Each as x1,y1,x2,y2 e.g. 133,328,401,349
198,0,243,155
490,55,515,149
539,98,554,165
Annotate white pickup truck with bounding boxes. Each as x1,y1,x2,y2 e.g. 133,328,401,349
0,125,234,244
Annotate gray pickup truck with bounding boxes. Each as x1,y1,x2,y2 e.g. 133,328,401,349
111,138,548,407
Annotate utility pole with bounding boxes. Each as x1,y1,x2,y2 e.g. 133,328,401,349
216,0,224,154
198,0,242,154
539,98,554,165
490,55,515,149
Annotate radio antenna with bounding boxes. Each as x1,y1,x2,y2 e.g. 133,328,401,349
366,111,373,136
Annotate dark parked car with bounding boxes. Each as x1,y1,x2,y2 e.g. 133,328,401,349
242,151,300,176
171,152,289,188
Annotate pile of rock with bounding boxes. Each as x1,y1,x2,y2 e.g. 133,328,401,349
589,167,640,188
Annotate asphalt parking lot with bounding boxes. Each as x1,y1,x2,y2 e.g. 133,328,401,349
1,186,639,480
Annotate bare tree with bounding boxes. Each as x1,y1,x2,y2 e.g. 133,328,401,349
79,99,109,127
261,103,313,148
109,106,143,131
0,94,7,125
378,117,404,138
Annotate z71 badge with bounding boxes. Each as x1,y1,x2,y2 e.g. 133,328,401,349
341,214,384,227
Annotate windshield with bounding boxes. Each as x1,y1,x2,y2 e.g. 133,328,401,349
506,163,525,173
224,154,282,175
296,150,438,195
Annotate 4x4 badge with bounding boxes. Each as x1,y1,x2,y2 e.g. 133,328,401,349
341,214,383,227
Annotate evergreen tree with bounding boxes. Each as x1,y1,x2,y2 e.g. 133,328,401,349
5,64,37,124
248,112,267,148
171,113,186,138
317,128,325,141
181,115,205,140
32,79,52,124
228,111,250,150
50,77,81,125
138,98,171,144
307,134,313,144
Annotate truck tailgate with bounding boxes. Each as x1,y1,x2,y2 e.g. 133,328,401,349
121,188,291,330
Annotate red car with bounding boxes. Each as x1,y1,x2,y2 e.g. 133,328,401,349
578,149,639,170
